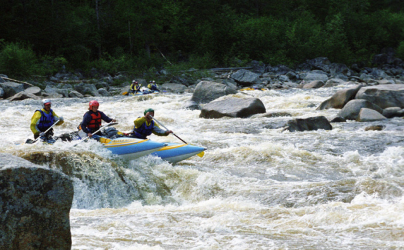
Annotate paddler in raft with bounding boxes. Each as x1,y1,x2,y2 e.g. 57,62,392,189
127,108,172,139
78,100,116,141
129,79,141,95
30,99,64,143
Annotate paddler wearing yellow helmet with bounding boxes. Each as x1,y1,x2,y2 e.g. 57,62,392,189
30,99,64,142
130,108,172,139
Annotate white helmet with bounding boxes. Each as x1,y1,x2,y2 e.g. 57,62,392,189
42,99,51,107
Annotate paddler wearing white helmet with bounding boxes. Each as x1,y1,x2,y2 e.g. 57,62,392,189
30,99,64,141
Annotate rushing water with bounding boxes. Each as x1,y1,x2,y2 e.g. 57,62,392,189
1,85,404,249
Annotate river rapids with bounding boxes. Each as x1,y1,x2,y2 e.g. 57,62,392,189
1,85,404,249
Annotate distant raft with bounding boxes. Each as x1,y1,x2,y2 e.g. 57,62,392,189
151,143,206,164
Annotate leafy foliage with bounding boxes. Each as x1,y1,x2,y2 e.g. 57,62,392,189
0,43,37,76
0,0,403,76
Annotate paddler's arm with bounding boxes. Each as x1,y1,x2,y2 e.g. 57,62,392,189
30,111,42,137
152,123,172,136
100,111,115,123
51,111,64,126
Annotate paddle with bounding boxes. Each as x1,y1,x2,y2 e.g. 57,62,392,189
73,122,118,147
30,119,60,143
152,117,187,144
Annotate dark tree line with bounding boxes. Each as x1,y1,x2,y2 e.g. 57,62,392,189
0,0,404,76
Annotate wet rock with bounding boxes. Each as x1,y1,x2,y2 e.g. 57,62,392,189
254,112,292,118
323,78,347,87
191,81,237,104
0,82,24,98
303,80,324,89
330,116,346,122
182,100,200,110
200,97,266,118
357,108,387,122
98,88,110,96
355,84,404,109
285,116,332,132
23,86,41,95
365,125,385,131
68,90,84,98
317,85,362,110
302,70,329,82
306,57,331,72
160,83,187,93
338,99,383,120
0,153,73,250
230,69,260,86
382,107,404,118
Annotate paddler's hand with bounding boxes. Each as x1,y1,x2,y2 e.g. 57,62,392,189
88,133,92,138
165,130,173,135
112,119,117,122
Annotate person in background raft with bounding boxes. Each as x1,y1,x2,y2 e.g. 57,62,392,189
30,99,64,143
130,80,141,94
147,80,159,91
79,100,116,140
130,108,172,139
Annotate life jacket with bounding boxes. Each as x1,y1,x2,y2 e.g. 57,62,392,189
86,111,102,131
37,109,55,132
130,84,140,91
148,83,158,91
133,120,154,139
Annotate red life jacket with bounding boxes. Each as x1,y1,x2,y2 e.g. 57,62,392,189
88,111,102,130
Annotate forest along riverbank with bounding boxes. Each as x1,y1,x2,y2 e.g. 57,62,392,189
1,82,404,249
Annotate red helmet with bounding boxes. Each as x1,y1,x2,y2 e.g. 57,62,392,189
89,100,99,108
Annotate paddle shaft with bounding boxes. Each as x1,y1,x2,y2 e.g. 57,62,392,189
33,119,59,143
74,122,117,146
152,117,187,144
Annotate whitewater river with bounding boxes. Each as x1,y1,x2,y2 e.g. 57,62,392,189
1,85,404,249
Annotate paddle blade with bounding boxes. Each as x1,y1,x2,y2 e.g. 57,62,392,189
122,91,128,95
197,151,205,157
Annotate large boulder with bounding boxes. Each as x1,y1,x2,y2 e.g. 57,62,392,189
357,108,387,122
382,107,404,118
355,84,404,109
0,153,73,250
286,116,332,132
317,85,362,110
306,57,331,72
160,83,187,93
24,86,41,95
191,81,237,104
302,80,324,89
74,83,100,96
338,99,383,120
302,70,329,82
230,69,260,86
0,82,25,98
200,97,266,118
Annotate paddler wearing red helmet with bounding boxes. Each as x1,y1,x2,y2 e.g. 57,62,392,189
80,100,116,139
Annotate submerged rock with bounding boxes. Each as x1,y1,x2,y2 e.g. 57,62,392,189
285,116,332,132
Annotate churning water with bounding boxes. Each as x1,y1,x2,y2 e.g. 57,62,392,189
1,85,404,249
